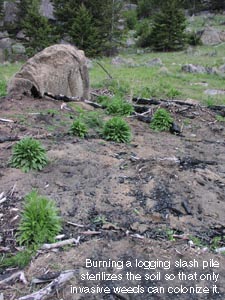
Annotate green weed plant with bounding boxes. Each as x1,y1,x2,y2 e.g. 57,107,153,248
102,117,131,143
17,190,61,247
150,108,174,131
10,137,48,172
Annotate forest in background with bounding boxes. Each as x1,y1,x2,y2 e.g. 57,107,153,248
0,0,225,57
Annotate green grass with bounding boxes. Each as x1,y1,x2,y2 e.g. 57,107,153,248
90,44,225,105
1,45,225,106
0,62,22,96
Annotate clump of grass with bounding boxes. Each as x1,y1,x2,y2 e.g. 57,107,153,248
0,249,34,269
150,108,173,131
0,81,7,97
69,119,88,138
216,115,225,122
80,111,104,129
106,96,134,116
166,87,181,99
17,190,61,247
10,137,48,172
102,116,132,143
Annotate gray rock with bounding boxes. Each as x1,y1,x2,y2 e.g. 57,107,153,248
7,44,90,99
219,64,225,73
181,64,218,74
16,30,27,40
39,0,55,20
204,89,225,96
123,4,137,11
0,37,14,50
200,27,222,45
12,43,26,54
0,31,9,39
145,58,163,67
111,56,136,67
86,58,93,69
3,1,19,25
126,37,136,47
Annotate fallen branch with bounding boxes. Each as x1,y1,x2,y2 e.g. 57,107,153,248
0,271,28,286
44,92,79,102
41,237,80,250
132,97,198,107
0,118,14,123
18,270,78,300
0,136,20,143
66,221,86,228
95,61,113,79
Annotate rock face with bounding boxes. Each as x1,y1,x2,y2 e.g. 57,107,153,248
7,44,90,99
200,27,223,45
181,64,218,74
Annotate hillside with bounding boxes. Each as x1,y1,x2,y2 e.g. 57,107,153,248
0,45,225,298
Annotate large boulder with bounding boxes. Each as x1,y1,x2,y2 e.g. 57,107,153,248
200,27,222,45
7,44,90,99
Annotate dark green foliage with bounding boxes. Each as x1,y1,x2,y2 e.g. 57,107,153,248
210,0,225,11
69,4,99,57
0,249,34,269
150,108,173,131
102,117,132,143
137,0,164,18
70,119,88,138
17,190,62,247
187,31,202,46
140,0,187,51
106,96,134,116
52,0,122,56
0,0,4,21
20,0,57,56
10,137,48,172
124,10,138,30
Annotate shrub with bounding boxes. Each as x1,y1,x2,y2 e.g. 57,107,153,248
102,117,132,143
106,96,134,116
186,31,202,46
150,108,173,131
17,190,61,247
124,10,138,30
70,119,88,138
10,137,48,172
166,87,181,99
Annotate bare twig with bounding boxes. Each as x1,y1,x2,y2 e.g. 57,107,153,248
0,271,28,286
95,61,113,79
66,221,86,228
41,237,80,250
0,118,14,123
18,270,78,300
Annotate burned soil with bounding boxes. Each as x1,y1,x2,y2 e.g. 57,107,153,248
0,94,225,300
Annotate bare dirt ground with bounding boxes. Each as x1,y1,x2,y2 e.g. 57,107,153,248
0,94,225,300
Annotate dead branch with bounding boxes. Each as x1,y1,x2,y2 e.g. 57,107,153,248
44,92,79,102
66,221,86,228
132,97,198,107
18,270,78,300
41,237,80,250
0,136,20,143
84,100,102,109
0,118,14,123
0,271,28,286
80,231,101,235
95,61,113,79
